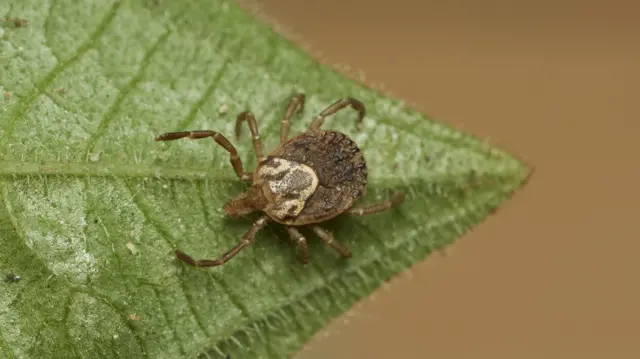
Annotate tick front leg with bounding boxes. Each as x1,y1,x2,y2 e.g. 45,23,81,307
348,192,405,216
234,111,266,161
311,226,352,258
285,226,309,264
280,93,306,143
308,97,365,132
174,216,270,267
154,130,252,181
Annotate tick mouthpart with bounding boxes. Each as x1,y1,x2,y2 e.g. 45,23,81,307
223,204,242,219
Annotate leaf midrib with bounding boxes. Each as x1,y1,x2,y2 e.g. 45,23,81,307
0,159,522,187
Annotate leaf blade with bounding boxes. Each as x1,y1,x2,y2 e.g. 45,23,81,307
0,0,531,358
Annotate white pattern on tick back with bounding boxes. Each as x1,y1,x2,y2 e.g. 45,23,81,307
255,157,319,220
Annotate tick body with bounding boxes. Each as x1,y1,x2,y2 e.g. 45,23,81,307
155,94,405,267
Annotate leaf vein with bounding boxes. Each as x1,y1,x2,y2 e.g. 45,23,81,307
0,160,236,181
175,58,232,132
151,287,187,356
169,8,258,133
170,17,248,132
0,181,67,286
0,0,122,149
62,291,81,358
43,91,77,114
42,0,61,63
85,287,150,358
80,177,150,356
83,29,172,159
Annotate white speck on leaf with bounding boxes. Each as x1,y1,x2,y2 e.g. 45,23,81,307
126,242,138,255
391,130,399,142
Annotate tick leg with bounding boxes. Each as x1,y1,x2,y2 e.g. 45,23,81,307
285,226,310,264
311,226,352,258
154,130,252,181
175,216,270,267
348,192,405,216
280,93,306,143
308,97,365,132
234,111,266,161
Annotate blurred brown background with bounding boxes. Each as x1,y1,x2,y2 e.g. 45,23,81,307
241,0,640,357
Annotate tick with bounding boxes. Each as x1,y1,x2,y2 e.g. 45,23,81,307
155,94,405,267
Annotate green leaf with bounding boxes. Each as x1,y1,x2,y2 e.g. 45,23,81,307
0,0,531,358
